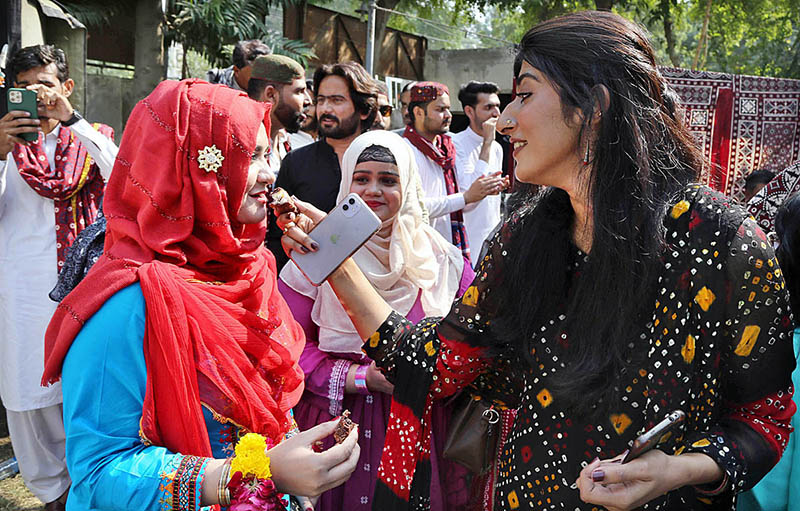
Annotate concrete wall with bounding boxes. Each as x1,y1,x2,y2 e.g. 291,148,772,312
45,16,85,112
20,0,44,46
85,74,135,139
424,47,515,112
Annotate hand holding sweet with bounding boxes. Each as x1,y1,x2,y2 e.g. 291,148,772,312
278,198,326,256
268,419,360,497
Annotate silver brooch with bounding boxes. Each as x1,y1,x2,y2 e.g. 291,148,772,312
197,145,224,173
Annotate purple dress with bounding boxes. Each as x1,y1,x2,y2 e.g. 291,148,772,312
278,263,474,511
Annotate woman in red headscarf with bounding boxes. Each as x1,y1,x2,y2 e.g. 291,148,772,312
42,79,359,511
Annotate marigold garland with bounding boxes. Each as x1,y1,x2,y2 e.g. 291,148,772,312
231,433,272,479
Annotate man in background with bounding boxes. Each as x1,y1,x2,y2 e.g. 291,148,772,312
372,81,392,130
206,39,271,91
0,44,118,511
451,81,507,267
392,80,416,133
402,82,504,257
247,54,310,172
289,79,318,149
266,61,379,269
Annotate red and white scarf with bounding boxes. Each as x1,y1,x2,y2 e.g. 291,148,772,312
12,123,113,269
403,125,470,259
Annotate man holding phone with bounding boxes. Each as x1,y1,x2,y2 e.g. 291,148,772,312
0,44,118,511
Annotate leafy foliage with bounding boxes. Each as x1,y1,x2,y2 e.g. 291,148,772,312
166,0,313,67
164,0,316,68
381,0,800,77
61,0,316,69
58,0,128,29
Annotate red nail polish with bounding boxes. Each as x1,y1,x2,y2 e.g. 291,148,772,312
591,469,605,482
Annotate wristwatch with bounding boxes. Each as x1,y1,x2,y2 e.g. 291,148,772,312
62,110,83,127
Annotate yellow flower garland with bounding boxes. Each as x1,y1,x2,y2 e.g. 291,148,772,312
230,433,272,479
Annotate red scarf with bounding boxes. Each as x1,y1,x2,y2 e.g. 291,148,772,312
43,80,304,459
403,125,470,258
12,123,113,269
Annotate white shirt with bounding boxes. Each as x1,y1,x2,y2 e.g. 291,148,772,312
404,137,466,243
0,119,118,411
288,130,315,150
269,129,291,174
451,127,504,266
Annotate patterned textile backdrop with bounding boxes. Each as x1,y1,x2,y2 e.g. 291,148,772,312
747,160,800,243
661,67,800,199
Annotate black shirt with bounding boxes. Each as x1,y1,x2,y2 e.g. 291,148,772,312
267,138,341,271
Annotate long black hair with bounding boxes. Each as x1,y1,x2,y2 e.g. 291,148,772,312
775,193,800,323
492,11,701,416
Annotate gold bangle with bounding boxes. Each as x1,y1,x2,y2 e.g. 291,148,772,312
218,459,231,506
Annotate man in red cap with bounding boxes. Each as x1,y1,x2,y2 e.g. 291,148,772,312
402,82,505,259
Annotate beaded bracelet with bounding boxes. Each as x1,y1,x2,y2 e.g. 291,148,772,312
354,364,369,394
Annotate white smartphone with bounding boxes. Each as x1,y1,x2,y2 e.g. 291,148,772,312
291,193,382,285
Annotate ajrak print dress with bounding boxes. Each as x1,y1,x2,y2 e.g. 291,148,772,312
365,184,796,511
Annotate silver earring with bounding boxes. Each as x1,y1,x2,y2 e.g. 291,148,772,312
583,141,590,165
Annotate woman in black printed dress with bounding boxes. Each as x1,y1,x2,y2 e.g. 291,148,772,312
277,10,797,511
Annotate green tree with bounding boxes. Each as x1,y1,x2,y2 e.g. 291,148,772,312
474,0,800,77
164,0,316,71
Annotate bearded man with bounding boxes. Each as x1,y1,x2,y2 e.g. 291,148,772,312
247,55,310,173
266,61,380,270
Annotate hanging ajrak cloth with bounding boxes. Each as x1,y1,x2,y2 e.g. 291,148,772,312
746,160,800,244
661,67,800,200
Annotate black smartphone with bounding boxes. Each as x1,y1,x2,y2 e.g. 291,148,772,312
621,410,686,464
6,88,39,142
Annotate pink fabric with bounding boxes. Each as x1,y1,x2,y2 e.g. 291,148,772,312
279,262,475,511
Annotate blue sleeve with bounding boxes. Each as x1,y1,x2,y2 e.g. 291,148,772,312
62,283,210,511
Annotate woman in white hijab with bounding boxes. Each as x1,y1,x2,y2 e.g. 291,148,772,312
279,130,473,511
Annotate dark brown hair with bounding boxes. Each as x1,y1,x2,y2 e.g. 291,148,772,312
232,39,271,69
492,11,701,416
313,62,379,131
10,44,69,83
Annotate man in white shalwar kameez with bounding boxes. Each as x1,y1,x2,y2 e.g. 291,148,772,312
0,45,118,510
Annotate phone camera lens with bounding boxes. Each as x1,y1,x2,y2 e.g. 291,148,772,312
349,198,355,205
343,204,349,211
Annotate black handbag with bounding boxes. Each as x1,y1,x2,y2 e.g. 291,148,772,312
443,393,500,475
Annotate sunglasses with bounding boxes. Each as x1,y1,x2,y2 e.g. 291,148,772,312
379,105,393,117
